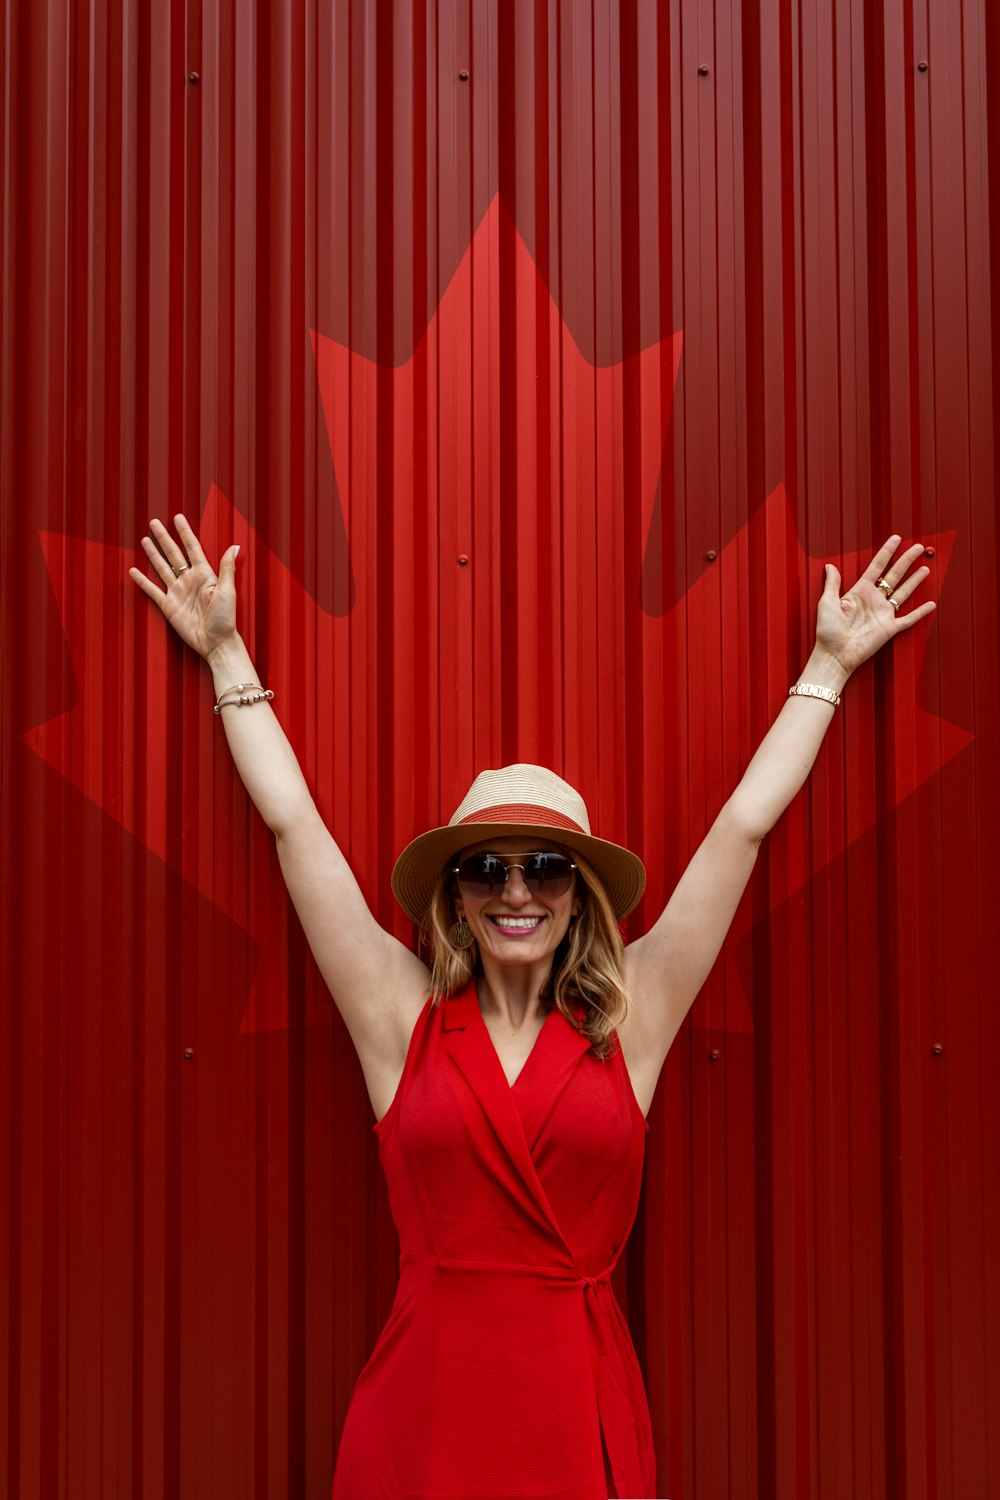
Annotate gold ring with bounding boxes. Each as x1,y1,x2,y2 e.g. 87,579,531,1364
888,596,900,612
876,576,895,598
172,562,191,576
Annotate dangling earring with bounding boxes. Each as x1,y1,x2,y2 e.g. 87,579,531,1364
449,918,475,950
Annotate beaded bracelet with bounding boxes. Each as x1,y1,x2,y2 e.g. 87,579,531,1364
213,682,275,714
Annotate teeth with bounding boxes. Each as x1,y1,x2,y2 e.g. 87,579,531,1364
492,916,542,929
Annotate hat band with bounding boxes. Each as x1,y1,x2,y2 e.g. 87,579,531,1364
454,802,587,835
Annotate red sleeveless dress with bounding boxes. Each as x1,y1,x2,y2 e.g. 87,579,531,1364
331,977,657,1500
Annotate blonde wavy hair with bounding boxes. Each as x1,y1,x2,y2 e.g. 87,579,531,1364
424,848,630,1060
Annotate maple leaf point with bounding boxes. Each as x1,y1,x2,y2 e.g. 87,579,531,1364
646,484,971,1034
24,489,352,1034
311,191,683,675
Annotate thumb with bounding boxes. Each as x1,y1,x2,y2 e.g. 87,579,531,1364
219,543,239,588
822,562,842,600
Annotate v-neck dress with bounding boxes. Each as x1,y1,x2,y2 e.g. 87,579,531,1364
330,977,656,1500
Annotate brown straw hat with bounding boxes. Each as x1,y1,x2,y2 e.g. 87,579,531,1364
391,764,646,926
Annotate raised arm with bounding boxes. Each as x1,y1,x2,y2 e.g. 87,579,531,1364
128,515,429,1063
624,535,937,1068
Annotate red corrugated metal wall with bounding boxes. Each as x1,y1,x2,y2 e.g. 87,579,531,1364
3,2,998,1496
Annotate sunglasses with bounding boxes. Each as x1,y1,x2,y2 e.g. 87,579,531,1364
452,851,577,899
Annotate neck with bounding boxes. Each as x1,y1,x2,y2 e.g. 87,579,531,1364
476,956,555,1028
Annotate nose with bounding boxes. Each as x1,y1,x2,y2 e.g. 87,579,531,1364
500,866,533,905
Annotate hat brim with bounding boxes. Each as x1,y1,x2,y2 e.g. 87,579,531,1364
391,820,646,927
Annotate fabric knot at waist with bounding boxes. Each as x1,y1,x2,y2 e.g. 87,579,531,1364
398,1251,616,1304
398,1252,649,1497
579,1267,613,1292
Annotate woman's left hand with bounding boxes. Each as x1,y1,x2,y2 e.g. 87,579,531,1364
817,535,937,677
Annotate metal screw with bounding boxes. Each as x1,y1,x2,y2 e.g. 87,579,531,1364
709,1048,721,1062
931,1042,943,1056
458,69,470,82
187,72,200,84
917,60,928,72
706,550,717,562
183,1048,195,1061
698,64,709,76
924,546,935,558
458,555,469,567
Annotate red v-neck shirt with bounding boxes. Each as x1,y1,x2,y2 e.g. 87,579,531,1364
331,977,656,1500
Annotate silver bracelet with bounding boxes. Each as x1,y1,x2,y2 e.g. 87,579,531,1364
788,682,841,708
216,681,260,702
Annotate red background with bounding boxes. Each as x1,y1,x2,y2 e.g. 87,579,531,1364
3,2,999,1497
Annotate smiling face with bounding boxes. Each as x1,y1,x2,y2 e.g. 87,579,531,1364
451,835,582,972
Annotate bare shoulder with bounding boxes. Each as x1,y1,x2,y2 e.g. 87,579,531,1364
272,811,433,1118
614,944,685,1120
337,946,433,1124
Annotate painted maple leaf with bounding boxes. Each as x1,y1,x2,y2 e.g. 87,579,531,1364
24,195,969,1035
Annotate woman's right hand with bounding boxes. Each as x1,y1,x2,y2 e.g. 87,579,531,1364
128,514,239,661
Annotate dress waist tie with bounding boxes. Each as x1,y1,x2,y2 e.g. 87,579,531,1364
399,1252,651,1500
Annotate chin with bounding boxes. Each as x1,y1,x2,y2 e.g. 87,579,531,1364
486,939,562,965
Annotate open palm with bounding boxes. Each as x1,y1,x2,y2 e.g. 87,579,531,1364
817,535,936,677
128,514,239,660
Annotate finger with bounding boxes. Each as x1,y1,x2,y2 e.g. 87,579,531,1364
823,562,843,600
884,563,930,608
859,535,902,585
173,512,210,568
128,565,168,605
149,516,190,571
217,543,240,591
141,533,176,586
891,599,937,632
882,542,927,591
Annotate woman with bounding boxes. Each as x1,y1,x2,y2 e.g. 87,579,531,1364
130,516,935,1500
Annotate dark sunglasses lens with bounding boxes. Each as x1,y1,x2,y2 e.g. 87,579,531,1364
523,853,575,893
455,855,505,896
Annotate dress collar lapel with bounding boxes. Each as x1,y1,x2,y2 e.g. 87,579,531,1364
442,980,593,1235
512,1004,593,1152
